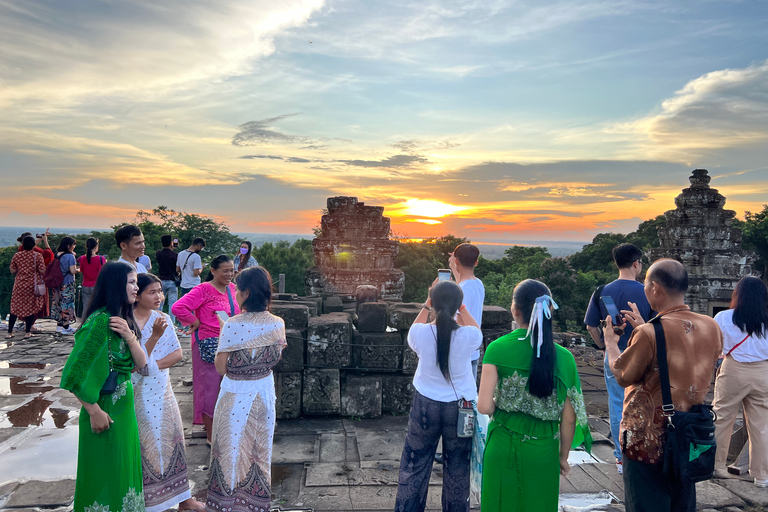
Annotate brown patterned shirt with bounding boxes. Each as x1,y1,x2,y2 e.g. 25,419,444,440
614,306,722,464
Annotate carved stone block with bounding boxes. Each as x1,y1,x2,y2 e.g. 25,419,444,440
274,329,306,373
388,303,422,330
323,296,344,313
482,305,513,328
355,331,402,371
356,302,388,333
274,372,302,420
307,313,352,367
382,375,415,416
341,374,382,418
302,368,340,415
271,303,310,330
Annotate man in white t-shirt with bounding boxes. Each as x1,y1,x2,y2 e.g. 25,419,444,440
449,243,485,381
115,224,148,273
434,243,485,466
176,237,205,296
137,254,152,271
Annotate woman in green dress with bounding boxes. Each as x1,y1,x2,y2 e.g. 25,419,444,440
61,262,148,512
477,279,592,512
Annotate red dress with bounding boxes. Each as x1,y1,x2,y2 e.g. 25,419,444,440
10,250,47,318
17,246,54,318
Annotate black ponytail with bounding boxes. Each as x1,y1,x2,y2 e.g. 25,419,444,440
513,279,556,398
85,237,98,264
430,281,463,381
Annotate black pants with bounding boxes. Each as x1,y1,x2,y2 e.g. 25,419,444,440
623,457,695,512
394,390,471,512
8,314,35,333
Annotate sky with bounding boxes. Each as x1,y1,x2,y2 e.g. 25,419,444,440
1,0,767,241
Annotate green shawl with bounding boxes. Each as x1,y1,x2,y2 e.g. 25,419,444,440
483,328,592,451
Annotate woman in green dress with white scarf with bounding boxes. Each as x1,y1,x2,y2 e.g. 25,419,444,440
60,262,147,512
477,279,592,512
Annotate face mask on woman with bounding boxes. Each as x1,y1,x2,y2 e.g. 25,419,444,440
240,247,248,255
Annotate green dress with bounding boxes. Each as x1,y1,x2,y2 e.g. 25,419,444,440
60,309,145,512
480,328,592,512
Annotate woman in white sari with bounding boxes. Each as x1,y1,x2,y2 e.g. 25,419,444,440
207,266,286,512
132,274,204,512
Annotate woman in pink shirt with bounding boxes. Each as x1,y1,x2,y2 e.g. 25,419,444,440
172,255,239,444
78,237,106,315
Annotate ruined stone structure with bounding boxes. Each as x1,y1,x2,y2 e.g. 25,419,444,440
650,169,759,316
305,196,405,301
269,295,513,419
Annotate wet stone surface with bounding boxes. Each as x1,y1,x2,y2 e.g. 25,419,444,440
0,318,762,511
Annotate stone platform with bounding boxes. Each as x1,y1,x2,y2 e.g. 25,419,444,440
0,321,765,511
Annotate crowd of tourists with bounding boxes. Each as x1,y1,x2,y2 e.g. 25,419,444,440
5,226,768,512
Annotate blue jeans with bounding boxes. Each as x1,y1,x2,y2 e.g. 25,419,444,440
604,354,625,461
161,280,178,325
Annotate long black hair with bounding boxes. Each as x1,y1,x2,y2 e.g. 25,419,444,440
56,236,76,257
731,276,768,338
430,280,463,381
513,279,556,398
82,262,140,338
205,254,232,282
85,237,98,264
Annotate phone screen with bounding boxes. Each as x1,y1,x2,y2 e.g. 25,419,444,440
438,269,451,281
215,311,229,322
600,296,622,325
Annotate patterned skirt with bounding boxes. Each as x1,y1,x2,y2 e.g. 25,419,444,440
51,281,76,326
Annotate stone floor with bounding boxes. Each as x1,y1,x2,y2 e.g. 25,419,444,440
0,320,766,511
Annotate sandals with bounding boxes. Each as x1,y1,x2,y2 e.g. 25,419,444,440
4,333,14,339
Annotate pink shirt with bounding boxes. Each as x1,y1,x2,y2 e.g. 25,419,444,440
171,282,240,341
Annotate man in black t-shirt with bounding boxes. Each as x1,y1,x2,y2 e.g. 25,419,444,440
156,234,179,326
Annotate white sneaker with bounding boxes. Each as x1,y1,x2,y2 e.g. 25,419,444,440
56,326,63,333
60,327,76,335
755,478,768,488
616,459,623,475
714,468,730,479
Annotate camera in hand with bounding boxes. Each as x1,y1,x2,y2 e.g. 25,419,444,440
173,238,179,248
600,296,624,336
35,233,44,238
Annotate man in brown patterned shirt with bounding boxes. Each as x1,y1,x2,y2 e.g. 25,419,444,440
604,259,722,512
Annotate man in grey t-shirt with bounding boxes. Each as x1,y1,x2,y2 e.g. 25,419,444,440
176,237,205,296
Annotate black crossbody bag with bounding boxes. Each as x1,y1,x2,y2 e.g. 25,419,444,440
652,316,717,483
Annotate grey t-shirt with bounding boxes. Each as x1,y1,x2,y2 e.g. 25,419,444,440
177,250,202,288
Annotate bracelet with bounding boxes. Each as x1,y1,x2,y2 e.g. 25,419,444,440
421,303,432,311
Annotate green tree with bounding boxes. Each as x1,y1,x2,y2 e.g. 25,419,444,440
255,240,314,295
394,235,469,303
742,205,768,279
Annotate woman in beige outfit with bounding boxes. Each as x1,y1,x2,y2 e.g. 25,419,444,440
712,276,768,488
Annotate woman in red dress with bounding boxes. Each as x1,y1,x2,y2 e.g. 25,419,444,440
16,230,55,324
8,236,47,338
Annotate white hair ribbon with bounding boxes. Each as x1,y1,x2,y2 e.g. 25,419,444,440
519,295,559,358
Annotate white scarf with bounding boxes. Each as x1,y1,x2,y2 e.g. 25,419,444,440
520,295,559,358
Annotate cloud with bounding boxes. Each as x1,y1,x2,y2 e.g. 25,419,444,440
239,154,314,163
232,114,316,146
0,0,325,107
339,154,429,168
612,59,768,158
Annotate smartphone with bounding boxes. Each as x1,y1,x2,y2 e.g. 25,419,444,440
215,311,229,322
600,296,623,326
438,269,451,281
172,238,179,248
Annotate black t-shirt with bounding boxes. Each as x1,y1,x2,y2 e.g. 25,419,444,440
155,248,178,281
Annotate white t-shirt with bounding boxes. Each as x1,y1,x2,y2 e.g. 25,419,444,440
177,250,203,288
460,278,485,361
408,323,482,402
119,256,147,274
715,309,768,363
137,254,151,271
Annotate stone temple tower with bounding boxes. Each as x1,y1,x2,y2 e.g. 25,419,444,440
305,197,405,300
649,169,759,315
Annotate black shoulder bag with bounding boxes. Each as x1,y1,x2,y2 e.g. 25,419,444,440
652,316,717,483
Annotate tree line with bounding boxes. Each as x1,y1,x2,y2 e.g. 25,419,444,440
2,205,766,332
